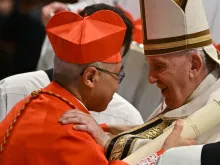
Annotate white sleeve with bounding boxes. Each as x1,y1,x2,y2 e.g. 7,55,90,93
0,86,27,121
90,93,144,125
0,71,51,122
110,93,144,125
37,36,54,71
0,89,6,122
157,145,203,165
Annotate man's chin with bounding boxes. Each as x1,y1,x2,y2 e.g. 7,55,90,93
165,99,183,110
90,105,108,113
89,98,112,112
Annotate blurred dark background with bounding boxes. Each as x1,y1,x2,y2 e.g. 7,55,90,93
0,0,77,80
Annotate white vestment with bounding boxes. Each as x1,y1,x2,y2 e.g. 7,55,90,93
149,68,220,144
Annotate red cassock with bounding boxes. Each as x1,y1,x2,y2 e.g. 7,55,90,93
0,82,128,165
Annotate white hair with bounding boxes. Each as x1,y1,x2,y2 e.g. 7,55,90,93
53,56,113,86
186,49,218,72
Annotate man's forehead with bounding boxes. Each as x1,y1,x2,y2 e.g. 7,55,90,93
146,55,168,63
146,52,185,63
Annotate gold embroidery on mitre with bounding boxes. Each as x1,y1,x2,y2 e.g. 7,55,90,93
173,0,188,11
144,33,212,50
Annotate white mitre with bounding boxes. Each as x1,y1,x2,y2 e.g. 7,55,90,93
140,0,220,64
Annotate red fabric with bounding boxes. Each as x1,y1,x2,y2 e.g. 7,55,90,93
100,123,109,132
133,19,143,44
156,149,165,156
214,44,220,52
46,11,126,64
0,82,128,165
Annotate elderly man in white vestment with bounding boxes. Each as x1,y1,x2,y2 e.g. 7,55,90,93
58,0,220,162
143,0,220,144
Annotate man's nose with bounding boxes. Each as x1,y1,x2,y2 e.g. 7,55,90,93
148,71,158,84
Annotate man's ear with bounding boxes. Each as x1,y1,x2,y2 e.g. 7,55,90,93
190,53,203,78
82,67,100,88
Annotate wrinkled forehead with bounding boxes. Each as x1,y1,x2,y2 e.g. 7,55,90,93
145,51,187,63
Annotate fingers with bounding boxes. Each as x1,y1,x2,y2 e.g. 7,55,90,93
73,124,94,136
59,109,83,121
43,2,67,15
58,109,92,125
61,116,82,124
41,2,68,26
73,125,88,132
172,119,184,136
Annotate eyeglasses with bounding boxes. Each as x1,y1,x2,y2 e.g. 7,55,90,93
94,67,125,84
81,66,125,84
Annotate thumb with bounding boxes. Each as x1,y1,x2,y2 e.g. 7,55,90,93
172,119,184,136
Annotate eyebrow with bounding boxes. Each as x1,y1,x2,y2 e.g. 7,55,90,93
150,59,167,64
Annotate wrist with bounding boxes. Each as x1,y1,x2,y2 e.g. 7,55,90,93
100,133,111,148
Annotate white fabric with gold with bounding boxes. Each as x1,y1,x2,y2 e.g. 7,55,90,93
140,0,219,61
121,0,220,164
134,0,220,159
105,68,220,162
148,68,220,143
140,0,220,143
123,100,220,165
